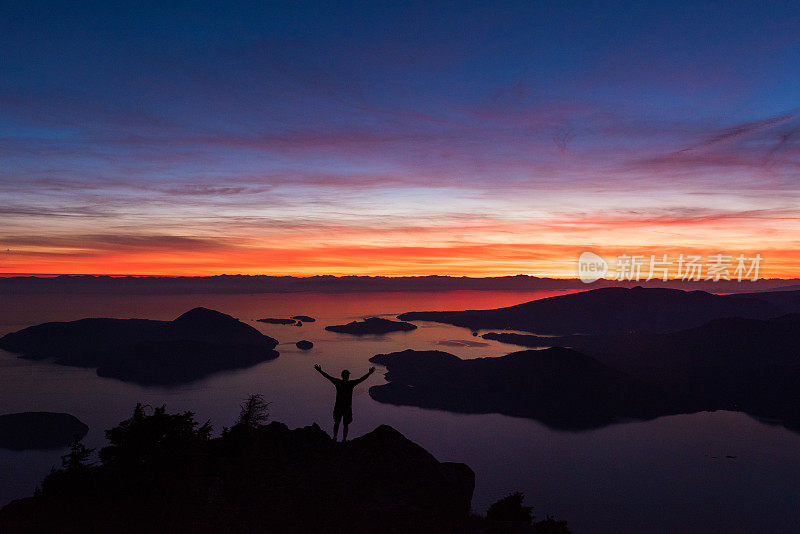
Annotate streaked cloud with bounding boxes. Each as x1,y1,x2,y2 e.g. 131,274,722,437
2,2,799,277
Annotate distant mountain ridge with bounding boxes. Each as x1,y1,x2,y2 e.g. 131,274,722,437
0,274,797,294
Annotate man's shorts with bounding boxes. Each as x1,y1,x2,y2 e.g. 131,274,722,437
333,404,353,424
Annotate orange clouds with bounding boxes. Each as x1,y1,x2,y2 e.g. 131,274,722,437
3,212,799,278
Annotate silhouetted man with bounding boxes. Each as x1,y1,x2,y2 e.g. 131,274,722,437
314,364,375,441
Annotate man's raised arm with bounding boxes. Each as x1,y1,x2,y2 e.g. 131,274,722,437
352,366,376,385
314,364,336,382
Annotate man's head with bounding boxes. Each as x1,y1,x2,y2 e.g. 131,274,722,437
341,369,350,380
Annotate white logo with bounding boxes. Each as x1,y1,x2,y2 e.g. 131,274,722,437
577,251,608,283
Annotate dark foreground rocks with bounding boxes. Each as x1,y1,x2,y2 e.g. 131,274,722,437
0,405,475,534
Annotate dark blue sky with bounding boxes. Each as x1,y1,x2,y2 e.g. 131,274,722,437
2,1,800,275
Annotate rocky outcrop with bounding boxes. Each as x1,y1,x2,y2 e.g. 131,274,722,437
0,408,475,534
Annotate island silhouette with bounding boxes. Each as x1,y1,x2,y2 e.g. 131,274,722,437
365,287,800,431
0,308,279,385
325,317,417,335
482,313,800,430
256,317,297,325
368,348,673,430
398,286,796,335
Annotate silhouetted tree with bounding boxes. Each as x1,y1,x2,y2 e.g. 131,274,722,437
487,492,533,523
61,436,94,471
235,394,270,430
99,403,211,472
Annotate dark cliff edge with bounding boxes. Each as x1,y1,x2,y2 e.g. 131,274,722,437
0,401,570,534
0,308,279,386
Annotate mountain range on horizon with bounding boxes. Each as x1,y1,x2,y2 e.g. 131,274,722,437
0,274,798,294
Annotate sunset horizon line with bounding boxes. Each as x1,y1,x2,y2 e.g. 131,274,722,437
2,272,799,282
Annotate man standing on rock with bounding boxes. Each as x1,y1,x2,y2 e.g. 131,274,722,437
314,364,375,441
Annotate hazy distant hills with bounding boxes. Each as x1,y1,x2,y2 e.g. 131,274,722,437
399,286,799,335
733,287,800,308
0,308,279,385
0,274,797,294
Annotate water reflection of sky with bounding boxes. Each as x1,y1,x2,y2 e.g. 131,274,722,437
1,290,799,533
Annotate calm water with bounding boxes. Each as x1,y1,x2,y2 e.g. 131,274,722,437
1,290,799,534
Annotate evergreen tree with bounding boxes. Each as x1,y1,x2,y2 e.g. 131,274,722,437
61,436,94,471
235,394,270,430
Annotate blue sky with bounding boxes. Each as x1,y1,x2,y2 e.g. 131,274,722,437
2,1,799,275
